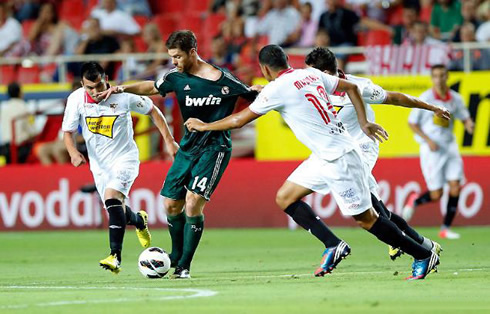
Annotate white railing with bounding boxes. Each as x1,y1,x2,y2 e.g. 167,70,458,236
0,42,488,82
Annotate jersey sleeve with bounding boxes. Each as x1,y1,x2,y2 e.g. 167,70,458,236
128,94,154,115
307,67,339,94
452,93,470,121
248,85,281,115
62,94,80,132
361,81,388,104
154,71,175,96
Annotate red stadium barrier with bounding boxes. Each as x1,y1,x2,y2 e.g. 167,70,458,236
0,157,488,230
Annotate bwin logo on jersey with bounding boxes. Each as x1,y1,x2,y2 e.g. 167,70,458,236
185,95,222,106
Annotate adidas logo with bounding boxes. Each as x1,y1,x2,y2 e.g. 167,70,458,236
184,84,191,91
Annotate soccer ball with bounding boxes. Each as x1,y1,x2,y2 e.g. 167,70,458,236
138,247,171,279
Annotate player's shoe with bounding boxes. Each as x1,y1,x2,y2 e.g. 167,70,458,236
135,211,151,248
429,241,443,273
439,228,460,239
402,192,419,222
99,254,121,274
171,267,191,279
406,252,439,280
314,240,351,277
388,246,404,261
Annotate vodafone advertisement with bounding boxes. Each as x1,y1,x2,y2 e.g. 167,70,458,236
0,157,488,231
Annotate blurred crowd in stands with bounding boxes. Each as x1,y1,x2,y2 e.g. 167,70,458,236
0,0,488,83
0,0,489,165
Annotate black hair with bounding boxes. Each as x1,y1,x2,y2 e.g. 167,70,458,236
81,61,105,82
305,47,338,74
258,45,289,71
431,64,448,73
7,82,21,99
166,30,197,53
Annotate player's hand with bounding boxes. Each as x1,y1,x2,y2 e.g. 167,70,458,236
165,141,179,162
464,119,474,134
96,85,124,101
250,85,264,93
434,106,451,121
427,139,439,151
184,118,206,132
361,122,389,143
70,152,87,167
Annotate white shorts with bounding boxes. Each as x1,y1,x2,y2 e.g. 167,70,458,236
287,149,372,216
359,140,380,199
93,160,139,201
420,141,464,191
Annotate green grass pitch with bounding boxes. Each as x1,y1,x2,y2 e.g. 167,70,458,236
1,226,489,313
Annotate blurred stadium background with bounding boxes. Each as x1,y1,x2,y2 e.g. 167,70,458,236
1,0,490,312
0,0,489,237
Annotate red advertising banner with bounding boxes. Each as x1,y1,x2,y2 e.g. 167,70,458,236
0,157,488,230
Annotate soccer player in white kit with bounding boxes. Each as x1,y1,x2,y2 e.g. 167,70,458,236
185,45,440,280
62,62,179,274
403,64,474,240
304,47,449,260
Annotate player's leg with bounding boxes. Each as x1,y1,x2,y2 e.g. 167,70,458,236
276,180,342,249
161,150,194,267
440,180,461,239
171,149,231,278
124,204,151,248
402,144,445,221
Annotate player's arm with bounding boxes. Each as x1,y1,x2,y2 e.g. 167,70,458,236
97,81,159,100
383,91,451,120
336,79,389,143
408,122,439,151
148,105,180,160
463,118,474,134
63,131,86,167
185,108,260,132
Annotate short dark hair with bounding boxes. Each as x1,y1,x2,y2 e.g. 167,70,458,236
166,30,197,53
258,45,289,70
431,64,448,73
305,47,338,74
81,62,105,81
7,82,21,99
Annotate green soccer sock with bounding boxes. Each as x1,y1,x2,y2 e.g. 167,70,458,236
167,212,186,266
178,215,205,270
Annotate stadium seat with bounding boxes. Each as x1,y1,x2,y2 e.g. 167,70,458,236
187,0,211,13
133,35,148,52
365,30,393,46
17,65,41,84
152,14,180,40
203,13,226,38
134,15,150,29
0,65,17,85
179,13,203,35
59,0,86,30
288,55,305,68
21,19,36,37
151,0,185,14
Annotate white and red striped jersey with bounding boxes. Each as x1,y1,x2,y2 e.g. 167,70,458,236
249,67,357,161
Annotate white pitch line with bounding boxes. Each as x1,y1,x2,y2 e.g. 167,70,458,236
0,287,217,310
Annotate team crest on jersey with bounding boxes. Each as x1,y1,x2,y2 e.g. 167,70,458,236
85,115,118,138
221,86,229,95
110,103,118,112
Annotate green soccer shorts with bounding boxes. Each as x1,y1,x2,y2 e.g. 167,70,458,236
161,149,231,201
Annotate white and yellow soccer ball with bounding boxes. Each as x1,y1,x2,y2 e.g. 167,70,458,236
138,247,171,279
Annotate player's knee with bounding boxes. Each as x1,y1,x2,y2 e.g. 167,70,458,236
353,209,377,230
164,199,183,216
275,190,292,210
448,184,460,196
430,190,443,200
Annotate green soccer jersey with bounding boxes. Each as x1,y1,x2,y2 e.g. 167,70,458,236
155,65,255,155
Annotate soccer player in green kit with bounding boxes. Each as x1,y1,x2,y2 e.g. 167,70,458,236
98,30,257,278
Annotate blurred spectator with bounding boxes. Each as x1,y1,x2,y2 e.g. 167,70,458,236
450,22,490,70
430,0,463,41
0,3,22,56
208,35,234,70
27,3,78,56
404,21,442,45
256,0,301,47
0,82,35,164
299,0,326,21
132,23,169,79
211,0,261,38
453,0,481,42
475,3,490,42
110,0,152,17
34,81,82,165
11,0,40,22
393,4,419,44
291,2,318,47
314,28,330,46
75,18,120,78
91,0,141,37
318,0,360,47
419,0,433,23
